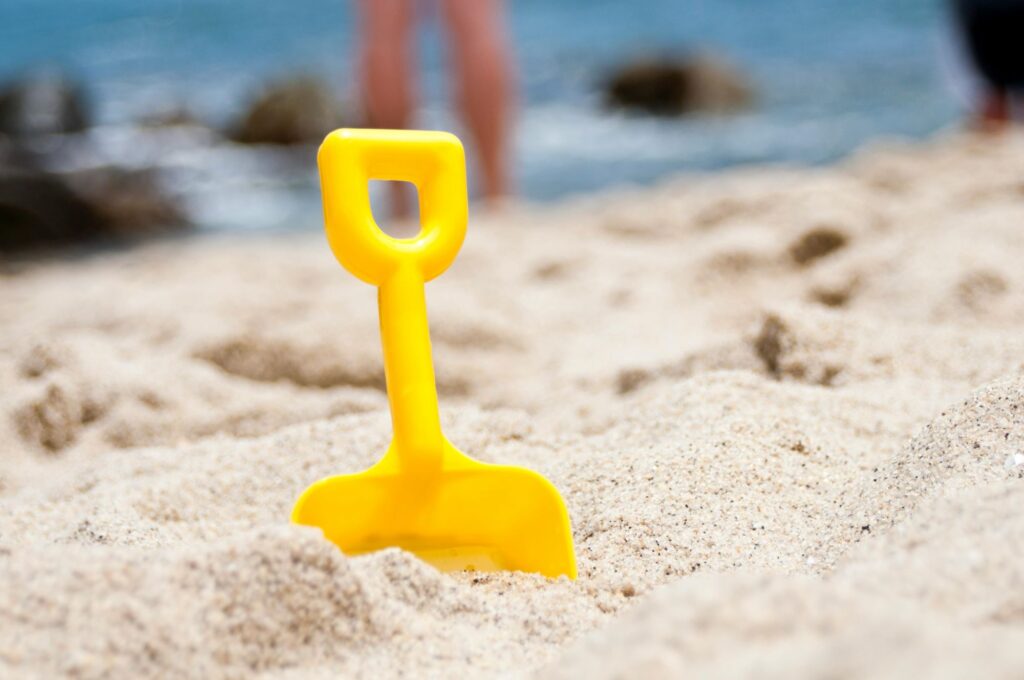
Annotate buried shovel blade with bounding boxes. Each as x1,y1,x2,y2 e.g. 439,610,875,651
292,443,577,578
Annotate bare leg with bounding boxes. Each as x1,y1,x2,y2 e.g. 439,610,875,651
440,0,516,202
357,0,416,217
978,88,1011,129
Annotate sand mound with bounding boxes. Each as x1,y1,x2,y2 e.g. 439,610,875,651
617,303,1024,398
748,305,1024,388
195,334,387,390
0,411,608,678
542,567,1024,680
546,472,1024,680
0,528,381,678
2,131,1024,677
0,333,382,495
563,370,921,583
841,480,1024,624
544,367,1024,679
846,373,1024,531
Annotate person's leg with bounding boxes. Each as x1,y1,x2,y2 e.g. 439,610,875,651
979,88,1011,128
440,0,516,202
357,0,416,217
955,0,1023,130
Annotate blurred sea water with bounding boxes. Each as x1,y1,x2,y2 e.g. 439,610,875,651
2,0,966,227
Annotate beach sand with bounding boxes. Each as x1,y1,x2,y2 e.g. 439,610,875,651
1,131,1023,678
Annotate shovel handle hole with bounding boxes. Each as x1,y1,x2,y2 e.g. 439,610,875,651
369,180,421,240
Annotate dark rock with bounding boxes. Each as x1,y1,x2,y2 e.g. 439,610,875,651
604,53,754,116
0,70,89,138
0,168,103,250
0,136,42,171
231,76,348,145
63,167,188,237
0,164,188,252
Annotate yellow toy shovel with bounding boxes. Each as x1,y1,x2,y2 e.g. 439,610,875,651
291,128,577,579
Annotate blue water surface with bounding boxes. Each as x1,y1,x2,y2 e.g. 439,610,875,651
1,0,964,202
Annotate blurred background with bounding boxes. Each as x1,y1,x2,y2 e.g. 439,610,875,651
0,0,986,246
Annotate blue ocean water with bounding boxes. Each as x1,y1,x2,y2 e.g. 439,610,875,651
2,0,964,203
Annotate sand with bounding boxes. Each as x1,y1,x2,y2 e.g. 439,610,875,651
1,130,1023,678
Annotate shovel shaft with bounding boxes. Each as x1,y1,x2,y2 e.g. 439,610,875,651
379,264,444,471
316,129,468,474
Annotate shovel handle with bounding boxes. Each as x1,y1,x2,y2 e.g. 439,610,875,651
317,129,468,471
318,129,468,285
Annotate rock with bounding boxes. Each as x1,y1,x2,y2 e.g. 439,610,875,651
0,165,189,252
0,168,102,250
138,106,208,130
63,167,187,236
0,70,89,138
604,53,754,116
231,76,348,145
0,136,41,171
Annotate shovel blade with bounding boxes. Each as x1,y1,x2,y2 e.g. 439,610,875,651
292,458,576,579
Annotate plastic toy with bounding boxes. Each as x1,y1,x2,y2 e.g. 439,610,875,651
291,128,577,579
